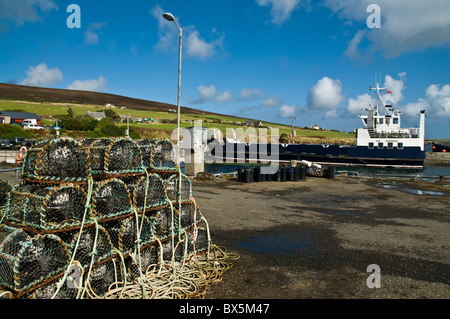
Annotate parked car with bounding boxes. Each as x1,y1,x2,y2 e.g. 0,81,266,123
21,119,38,127
0,139,13,149
23,123,44,130
9,137,26,149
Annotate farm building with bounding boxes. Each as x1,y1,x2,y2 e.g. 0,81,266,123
86,110,106,120
244,120,263,127
0,111,41,125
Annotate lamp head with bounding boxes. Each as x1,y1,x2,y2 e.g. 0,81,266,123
163,12,175,22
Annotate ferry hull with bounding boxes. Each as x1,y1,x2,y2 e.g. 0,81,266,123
205,141,426,168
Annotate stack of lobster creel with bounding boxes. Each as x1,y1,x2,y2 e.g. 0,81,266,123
0,137,212,299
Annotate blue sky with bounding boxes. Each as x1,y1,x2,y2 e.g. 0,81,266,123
0,0,449,138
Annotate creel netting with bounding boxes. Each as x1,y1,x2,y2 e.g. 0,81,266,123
0,179,12,209
22,139,90,184
165,173,192,204
0,137,236,299
0,224,71,295
132,173,167,212
64,224,116,269
82,138,144,177
106,215,154,256
3,183,91,234
91,178,134,222
151,139,179,172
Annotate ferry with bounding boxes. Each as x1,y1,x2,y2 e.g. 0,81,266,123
204,82,426,168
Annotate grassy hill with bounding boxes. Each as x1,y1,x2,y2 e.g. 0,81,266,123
0,83,355,144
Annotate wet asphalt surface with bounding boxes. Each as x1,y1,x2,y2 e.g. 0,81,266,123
0,166,448,301
191,176,450,299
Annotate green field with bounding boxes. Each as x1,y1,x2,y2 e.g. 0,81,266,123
0,99,355,142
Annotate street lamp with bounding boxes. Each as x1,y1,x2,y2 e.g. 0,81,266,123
289,117,297,143
163,12,182,165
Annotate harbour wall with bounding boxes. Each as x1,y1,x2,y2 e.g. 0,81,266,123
425,152,450,166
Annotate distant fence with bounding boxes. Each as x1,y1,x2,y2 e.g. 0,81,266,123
0,167,21,184
0,150,17,164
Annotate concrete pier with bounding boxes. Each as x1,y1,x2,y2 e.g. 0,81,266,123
425,152,450,166
183,126,206,177
192,175,450,299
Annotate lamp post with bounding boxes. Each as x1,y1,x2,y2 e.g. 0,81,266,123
289,117,297,143
163,12,182,165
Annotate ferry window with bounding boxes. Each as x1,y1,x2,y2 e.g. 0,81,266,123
388,142,393,149
378,118,384,124
397,142,403,149
368,142,374,149
378,142,384,149
393,118,399,124
386,118,390,125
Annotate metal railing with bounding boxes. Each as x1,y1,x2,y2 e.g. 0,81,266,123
0,167,21,184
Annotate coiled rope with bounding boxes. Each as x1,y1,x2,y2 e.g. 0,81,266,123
99,244,239,299
51,176,94,299
47,165,239,299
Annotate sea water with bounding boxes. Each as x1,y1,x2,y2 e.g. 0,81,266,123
198,163,450,180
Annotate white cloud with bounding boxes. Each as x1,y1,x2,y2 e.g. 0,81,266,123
324,0,450,58
66,76,107,92
279,104,296,118
216,90,233,102
307,77,345,111
0,0,58,27
345,72,450,119
424,84,450,117
382,73,406,106
151,5,224,59
150,5,178,51
347,92,376,114
20,62,63,87
403,83,450,118
346,73,405,114
402,99,429,118
239,88,264,100
189,85,217,104
256,0,300,25
344,29,370,62
188,85,233,104
185,30,224,59
324,109,339,119
84,22,106,45
261,96,282,108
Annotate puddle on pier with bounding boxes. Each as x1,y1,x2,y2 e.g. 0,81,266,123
400,189,445,196
374,183,445,196
235,233,316,257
